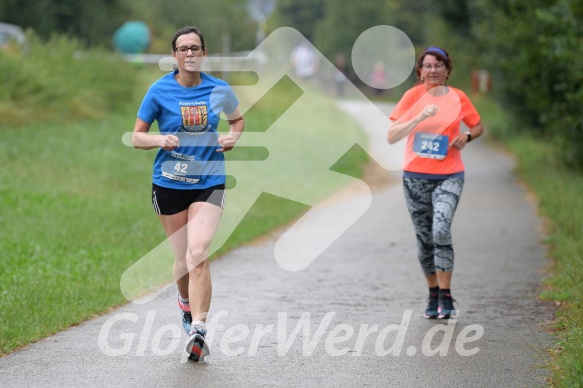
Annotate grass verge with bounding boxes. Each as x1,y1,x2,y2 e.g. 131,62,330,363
473,96,583,386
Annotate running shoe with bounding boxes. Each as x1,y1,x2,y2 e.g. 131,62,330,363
424,292,440,319
178,292,192,335
186,325,209,362
438,292,457,319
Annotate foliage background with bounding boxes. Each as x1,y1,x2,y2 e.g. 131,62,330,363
3,0,580,166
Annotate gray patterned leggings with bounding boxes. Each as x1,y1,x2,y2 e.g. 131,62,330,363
403,177,464,274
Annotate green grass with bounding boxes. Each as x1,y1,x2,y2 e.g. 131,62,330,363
0,32,154,354
507,137,583,387
0,33,140,128
0,68,369,354
473,97,583,387
0,110,162,353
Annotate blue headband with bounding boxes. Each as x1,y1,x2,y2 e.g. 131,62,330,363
424,46,448,58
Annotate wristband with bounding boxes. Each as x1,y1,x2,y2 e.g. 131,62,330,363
465,131,472,142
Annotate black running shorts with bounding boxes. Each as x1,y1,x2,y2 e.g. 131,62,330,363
151,183,226,215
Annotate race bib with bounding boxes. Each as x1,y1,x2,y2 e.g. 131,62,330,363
413,132,448,160
161,152,202,184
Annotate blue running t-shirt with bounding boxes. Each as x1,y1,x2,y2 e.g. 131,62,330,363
137,71,239,189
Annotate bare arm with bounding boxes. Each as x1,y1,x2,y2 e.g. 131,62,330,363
131,117,180,151
467,121,484,142
387,105,439,144
217,107,245,153
448,121,485,150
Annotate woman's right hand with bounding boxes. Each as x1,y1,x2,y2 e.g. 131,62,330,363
159,134,180,151
418,104,440,121
388,104,441,144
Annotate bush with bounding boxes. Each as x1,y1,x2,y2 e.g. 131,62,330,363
0,31,141,128
471,0,583,169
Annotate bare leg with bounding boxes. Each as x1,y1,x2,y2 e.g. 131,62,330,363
437,271,452,289
425,271,452,289
157,210,189,298
185,201,223,323
425,273,438,288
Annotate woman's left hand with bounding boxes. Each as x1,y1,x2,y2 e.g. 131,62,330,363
217,134,237,152
449,134,469,150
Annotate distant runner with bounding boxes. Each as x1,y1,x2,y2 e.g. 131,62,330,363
388,46,484,319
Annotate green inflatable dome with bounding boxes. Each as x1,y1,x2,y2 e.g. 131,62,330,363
113,21,150,54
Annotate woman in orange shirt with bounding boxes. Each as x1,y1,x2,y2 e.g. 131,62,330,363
388,47,484,319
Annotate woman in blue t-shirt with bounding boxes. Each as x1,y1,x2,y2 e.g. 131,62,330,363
132,26,244,362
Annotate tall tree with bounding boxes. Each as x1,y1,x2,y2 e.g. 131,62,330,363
471,0,583,167
306,0,435,59
0,0,132,47
435,0,473,36
268,0,325,41
311,0,391,59
122,0,257,53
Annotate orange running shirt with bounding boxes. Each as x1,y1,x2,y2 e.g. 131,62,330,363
389,84,480,175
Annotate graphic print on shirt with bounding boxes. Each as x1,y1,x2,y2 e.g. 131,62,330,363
180,105,211,134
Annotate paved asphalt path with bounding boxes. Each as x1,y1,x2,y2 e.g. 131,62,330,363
0,101,555,387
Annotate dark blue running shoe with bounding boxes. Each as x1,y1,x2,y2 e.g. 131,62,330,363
438,292,457,319
186,325,209,362
424,292,439,319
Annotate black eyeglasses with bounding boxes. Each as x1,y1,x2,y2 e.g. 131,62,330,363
174,45,203,55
